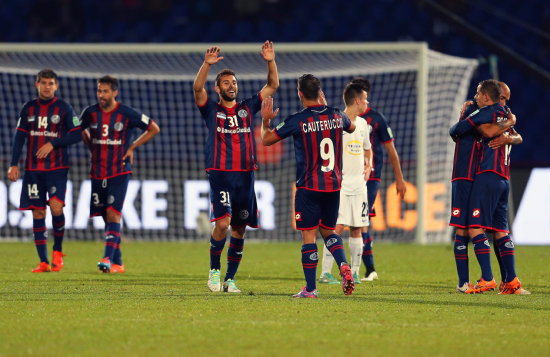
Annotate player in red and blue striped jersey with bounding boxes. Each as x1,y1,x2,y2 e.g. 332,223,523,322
350,78,406,282
261,74,356,298
194,42,279,293
449,79,527,294
80,76,160,274
8,69,81,273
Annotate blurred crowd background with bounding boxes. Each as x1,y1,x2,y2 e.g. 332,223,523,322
0,0,548,166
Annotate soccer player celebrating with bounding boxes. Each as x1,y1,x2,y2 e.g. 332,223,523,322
193,41,279,293
350,77,406,282
80,75,160,273
319,82,372,285
261,74,356,298
451,81,523,293
449,79,528,294
8,69,81,273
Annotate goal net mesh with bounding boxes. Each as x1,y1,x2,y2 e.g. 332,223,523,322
0,44,477,243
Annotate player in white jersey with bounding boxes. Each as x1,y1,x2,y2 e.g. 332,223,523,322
319,83,372,284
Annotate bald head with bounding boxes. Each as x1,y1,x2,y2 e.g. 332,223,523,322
499,81,510,106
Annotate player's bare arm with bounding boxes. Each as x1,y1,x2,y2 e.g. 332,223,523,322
478,109,516,138
81,129,92,151
193,46,223,106
7,166,19,182
384,141,406,199
259,41,279,100
489,128,523,149
364,148,373,180
260,96,280,146
123,121,160,164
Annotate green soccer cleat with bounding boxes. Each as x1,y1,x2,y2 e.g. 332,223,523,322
97,257,111,273
319,272,339,284
352,272,362,284
223,279,241,293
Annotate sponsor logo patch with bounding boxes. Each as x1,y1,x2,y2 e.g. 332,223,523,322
457,245,466,250
326,238,337,246
505,241,514,249
51,115,60,124
309,252,319,261
238,109,248,118
472,208,480,218
452,208,461,217
141,114,150,124
114,122,124,132
72,116,80,126
295,212,302,221
239,210,249,220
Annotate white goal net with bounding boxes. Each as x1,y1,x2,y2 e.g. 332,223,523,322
0,43,477,243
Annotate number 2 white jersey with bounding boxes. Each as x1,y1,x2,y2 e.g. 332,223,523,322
341,117,371,195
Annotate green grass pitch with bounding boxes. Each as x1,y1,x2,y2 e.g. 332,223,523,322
0,240,549,356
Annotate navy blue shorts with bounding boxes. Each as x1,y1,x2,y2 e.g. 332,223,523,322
467,172,509,233
208,170,259,228
90,174,130,217
19,169,68,210
366,180,380,217
294,188,340,230
449,179,473,228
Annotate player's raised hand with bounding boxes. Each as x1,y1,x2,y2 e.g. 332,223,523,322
204,46,223,65
261,41,275,62
261,96,279,121
506,108,516,126
460,100,474,117
36,142,54,159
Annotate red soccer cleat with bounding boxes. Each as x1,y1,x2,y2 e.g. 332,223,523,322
51,250,66,272
32,262,51,273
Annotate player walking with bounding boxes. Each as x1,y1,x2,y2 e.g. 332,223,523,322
261,74,356,298
80,75,160,273
319,82,372,285
350,78,406,281
193,41,279,293
8,69,81,272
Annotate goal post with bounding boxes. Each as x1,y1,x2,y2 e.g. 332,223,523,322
0,42,478,243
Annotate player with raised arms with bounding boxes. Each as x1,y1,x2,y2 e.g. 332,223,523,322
8,69,81,272
80,75,160,273
193,41,279,293
261,74,356,298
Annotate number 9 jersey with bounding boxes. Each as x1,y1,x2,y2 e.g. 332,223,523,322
274,105,351,192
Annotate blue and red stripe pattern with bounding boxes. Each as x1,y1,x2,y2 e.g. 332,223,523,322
15,97,80,171
451,103,480,181
80,102,154,179
197,93,262,171
274,105,351,192
477,128,512,180
359,107,394,181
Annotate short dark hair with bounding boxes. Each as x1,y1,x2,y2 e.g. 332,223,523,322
98,75,119,91
36,69,58,83
350,77,371,95
215,69,236,87
479,79,501,102
298,74,321,100
343,83,365,106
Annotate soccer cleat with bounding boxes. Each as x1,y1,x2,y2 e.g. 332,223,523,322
319,272,339,284
110,264,125,273
473,278,497,292
339,263,355,296
352,272,362,284
456,282,474,293
207,269,221,292
499,277,531,295
292,287,319,298
361,271,379,282
51,250,65,272
97,257,111,273
31,262,50,273
499,281,505,293
223,279,241,293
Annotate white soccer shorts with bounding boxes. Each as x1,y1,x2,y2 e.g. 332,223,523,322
336,186,370,227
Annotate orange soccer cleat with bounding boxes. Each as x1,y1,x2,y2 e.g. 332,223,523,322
110,264,125,274
474,278,497,292
51,250,66,272
499,277,531,295
32,262,51,273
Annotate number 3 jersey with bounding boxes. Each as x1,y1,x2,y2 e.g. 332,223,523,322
197,93,262,172
274,105,352,192
80,102,154,179
13,97,80,171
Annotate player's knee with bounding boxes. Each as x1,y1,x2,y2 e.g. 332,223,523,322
215,218,230,234
32,209,47,219
106,210,122,223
